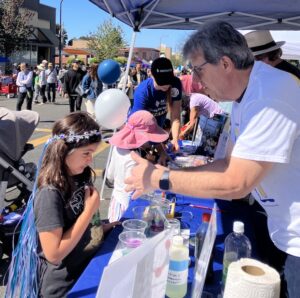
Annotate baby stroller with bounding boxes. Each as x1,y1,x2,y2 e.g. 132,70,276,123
0,108,39,259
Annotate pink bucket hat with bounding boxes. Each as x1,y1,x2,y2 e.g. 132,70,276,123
109,110,169,149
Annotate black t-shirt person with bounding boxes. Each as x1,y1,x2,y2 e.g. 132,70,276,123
34,170,103,297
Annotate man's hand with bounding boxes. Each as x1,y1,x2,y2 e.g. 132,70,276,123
125,152,165,199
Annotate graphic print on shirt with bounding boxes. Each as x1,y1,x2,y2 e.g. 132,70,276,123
69,186,85,215
151,98,168,117
171,87,179,98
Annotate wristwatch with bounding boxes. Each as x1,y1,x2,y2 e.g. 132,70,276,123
159,170,170,191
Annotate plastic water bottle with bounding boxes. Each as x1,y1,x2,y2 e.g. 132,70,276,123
166,236,189,298
194,213,214,282
222,221,252,285
194,213,210,260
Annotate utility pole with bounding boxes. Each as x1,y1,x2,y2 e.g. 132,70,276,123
59,0,64,69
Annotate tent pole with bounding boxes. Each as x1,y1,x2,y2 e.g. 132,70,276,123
100,31,137,203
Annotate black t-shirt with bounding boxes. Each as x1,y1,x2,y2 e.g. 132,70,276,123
275,60,300,80
34,170,103,297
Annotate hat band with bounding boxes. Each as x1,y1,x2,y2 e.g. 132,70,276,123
250,41,277,53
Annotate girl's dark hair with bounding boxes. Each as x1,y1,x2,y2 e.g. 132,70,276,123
38,112,101,197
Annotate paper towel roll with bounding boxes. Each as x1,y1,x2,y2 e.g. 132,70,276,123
223,258,280,298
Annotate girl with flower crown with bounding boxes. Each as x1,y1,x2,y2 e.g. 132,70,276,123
6,112,118,298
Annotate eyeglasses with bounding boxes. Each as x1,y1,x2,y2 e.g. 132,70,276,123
191,61,208,78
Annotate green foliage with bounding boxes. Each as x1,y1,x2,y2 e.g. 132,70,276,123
170,53,184,68
114,56,127,65
88,57,99,64
87,19,127,62
55,24,68,46
0,0,33,57
66,56,84,64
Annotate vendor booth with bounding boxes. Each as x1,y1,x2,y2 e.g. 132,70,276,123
68,1,300,297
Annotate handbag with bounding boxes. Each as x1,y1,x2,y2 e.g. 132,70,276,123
75,82,85,96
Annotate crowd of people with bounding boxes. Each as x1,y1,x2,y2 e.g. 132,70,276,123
3,22,300,298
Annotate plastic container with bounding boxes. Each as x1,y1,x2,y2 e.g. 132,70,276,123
118,231,146,255
194,213,214,282
222,221,252,285
194,213,210,259
122,219,147,233
166,236,189,298
165,218,180,236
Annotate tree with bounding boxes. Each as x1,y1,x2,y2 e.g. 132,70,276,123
114,56,127,65
88,19,127,62
170,53,184,69
56,24,68,46
0,0,33,70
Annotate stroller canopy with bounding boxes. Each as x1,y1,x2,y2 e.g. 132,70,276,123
0,108,39,161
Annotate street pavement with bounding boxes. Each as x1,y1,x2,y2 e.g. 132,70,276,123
0,94,113,294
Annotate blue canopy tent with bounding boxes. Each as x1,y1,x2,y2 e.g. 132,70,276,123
0,57,9,63
89,0,300,204
89,0,300,31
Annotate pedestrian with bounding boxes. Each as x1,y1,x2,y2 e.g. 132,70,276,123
244,30,300,80
125,21,300,298
15,63,33,111
46,62,58,103
33,65,42,104
64,60,84,112
38,63,47,103
58,64,68,96
82,63,103,118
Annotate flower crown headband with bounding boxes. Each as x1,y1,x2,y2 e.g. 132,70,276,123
48,130,101,144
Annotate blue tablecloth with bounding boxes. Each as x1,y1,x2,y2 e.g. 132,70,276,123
68,196,258,298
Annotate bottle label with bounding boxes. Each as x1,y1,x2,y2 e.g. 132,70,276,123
167,260,189,286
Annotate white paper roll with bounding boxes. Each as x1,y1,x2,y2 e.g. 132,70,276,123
223,258,280,298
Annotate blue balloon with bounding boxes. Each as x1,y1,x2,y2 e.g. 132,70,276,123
98,59,121,84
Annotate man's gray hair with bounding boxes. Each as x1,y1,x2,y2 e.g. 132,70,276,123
183,21,254,70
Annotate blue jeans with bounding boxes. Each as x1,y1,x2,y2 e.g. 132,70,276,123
250,201,300,298
283,253,300,298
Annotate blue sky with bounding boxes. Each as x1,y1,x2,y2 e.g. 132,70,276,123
40,0,191,51
41,0,300,52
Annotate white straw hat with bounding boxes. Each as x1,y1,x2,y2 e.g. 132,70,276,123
244,30,285,56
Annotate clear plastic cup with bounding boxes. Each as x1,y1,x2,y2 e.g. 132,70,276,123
132,205,151,220
165,218,180,236
118,230,146,255
122,219,148,233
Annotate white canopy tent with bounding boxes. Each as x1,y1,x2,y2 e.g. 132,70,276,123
89,0,300,197
282,42,300,60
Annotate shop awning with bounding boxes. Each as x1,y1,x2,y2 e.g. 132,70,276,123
39,28,59,47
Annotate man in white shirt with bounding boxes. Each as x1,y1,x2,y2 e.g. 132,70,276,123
125,21,300,298
45,63,57,103
16,63,33,110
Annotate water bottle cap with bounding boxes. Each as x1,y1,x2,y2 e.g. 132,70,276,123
202,213,211,223
233,221,244,233
172,235,184,246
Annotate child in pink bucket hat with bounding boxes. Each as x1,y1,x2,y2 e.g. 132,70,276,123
107,110,169,222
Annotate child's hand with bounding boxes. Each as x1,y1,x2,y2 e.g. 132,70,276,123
103,221,121,234
84,186,100,215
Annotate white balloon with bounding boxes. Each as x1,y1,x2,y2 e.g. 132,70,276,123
95,89,131,129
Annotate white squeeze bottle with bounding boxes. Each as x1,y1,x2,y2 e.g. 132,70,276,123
166,235,189,298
